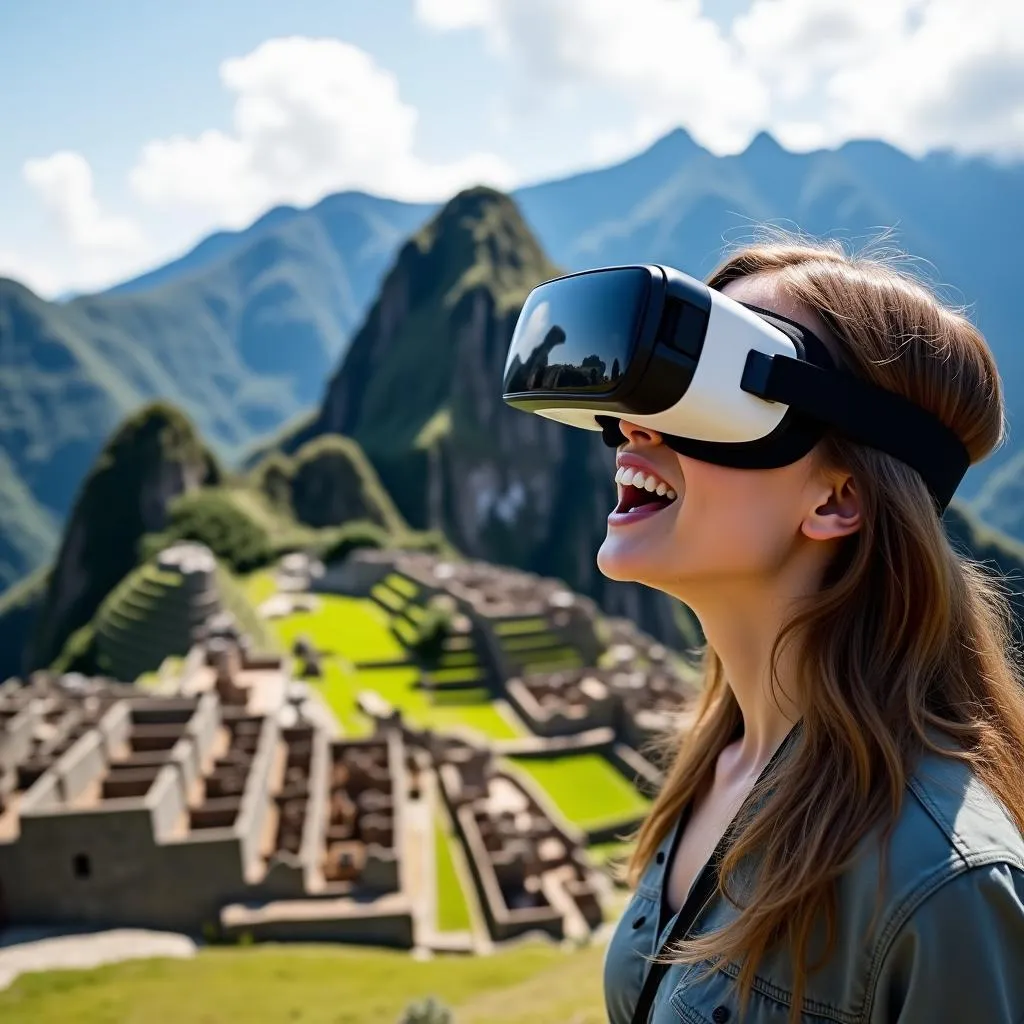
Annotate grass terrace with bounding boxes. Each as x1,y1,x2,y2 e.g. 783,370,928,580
506,753,652,833
0,942,610,1024
244,570,522,741
490,616,585,673
358,667,520,740
243,569,279,608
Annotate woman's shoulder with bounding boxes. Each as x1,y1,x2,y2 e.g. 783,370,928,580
805,740,1024,1020
851,741,1024,1022
839,732,1024,945
900,731,1024,871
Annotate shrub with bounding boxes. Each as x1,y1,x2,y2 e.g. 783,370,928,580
410,595,455,663
318,520,391,565
397,996,454,1024
140,489,274,573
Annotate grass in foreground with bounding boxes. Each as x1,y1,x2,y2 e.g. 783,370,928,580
507,753,651,832
0,940,609,1024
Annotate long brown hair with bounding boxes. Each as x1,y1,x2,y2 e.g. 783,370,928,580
625,234,1024,1021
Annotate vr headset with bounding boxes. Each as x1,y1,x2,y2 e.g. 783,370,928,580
501,264,969,511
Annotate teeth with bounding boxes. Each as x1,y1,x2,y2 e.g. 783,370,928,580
615,465,678,501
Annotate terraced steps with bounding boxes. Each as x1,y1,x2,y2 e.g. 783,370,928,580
94,559,226,682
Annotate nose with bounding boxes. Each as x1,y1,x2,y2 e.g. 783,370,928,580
618,419,663,446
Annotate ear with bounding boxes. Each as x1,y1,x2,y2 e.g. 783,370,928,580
801,473,861,542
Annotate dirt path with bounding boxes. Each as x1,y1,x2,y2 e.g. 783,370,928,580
0,928,196,990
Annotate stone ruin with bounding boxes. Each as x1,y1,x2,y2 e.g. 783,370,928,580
384,551,602,626
0,673,140,823
324,739,399,891
434,737,602,942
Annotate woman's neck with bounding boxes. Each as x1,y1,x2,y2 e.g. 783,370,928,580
681,581,808,774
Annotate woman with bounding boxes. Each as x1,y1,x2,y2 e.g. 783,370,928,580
598,240,1024,1023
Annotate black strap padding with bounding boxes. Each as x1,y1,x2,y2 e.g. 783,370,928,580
741,350,970,511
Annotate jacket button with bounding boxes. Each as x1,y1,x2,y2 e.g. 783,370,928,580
712,1007,730,1023
631,915,646,929
656,851,665,864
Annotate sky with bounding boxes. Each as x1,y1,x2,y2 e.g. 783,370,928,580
1,0,1022,298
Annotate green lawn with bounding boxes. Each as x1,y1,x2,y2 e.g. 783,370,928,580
245,574,521,742
357,668,521,740
435,813,473,933
270,596,406,665
318,661,374,737
492,618,548,636
242,569,278,608
507,754,652,832
136,655,184,689
0,941,609,1024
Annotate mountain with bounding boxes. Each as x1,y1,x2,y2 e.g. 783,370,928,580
0,194,433,591
514,130,1024,493
973,450,1024,541
28,402,220,672
102,191,434,299
267,186,696,648
944,503,1024,637
3,186,1021,677
2,129,1024,595
271,185,1023,654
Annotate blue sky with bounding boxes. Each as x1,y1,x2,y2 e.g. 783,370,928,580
1,0,1020,296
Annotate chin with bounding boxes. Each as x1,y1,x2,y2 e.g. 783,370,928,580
596,539,661,585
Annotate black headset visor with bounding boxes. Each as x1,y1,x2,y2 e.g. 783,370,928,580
502,265,970,510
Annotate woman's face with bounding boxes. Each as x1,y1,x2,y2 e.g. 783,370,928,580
596,274,851,601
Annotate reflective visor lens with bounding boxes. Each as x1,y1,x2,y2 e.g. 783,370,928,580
503,267,651,396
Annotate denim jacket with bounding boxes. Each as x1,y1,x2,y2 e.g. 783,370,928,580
604,733,1024,1023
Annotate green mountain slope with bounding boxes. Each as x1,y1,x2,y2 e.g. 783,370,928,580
0,447,59,586
972,451,1024,543
29,402,220,670
281,187,703,648
944,503,1024,633
281,187,1021,652
0,197,432,592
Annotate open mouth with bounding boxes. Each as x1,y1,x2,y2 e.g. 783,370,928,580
613,466,679,516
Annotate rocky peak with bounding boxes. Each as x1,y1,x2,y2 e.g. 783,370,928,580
31,401,219,669
300,187,702,650
315,186,560,442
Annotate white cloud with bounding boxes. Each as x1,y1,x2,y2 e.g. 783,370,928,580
0,249,61,297
5,151,149,297
415,0,1024,159
811,0,1024,156
129,36,516,227
417,0,769,154
416,0,492,31
22,151,143,251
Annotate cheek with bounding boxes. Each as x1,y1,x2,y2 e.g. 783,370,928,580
672,476,796,568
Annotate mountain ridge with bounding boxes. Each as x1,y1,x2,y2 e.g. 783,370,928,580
3,183,1023,678
1,127,1022,596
